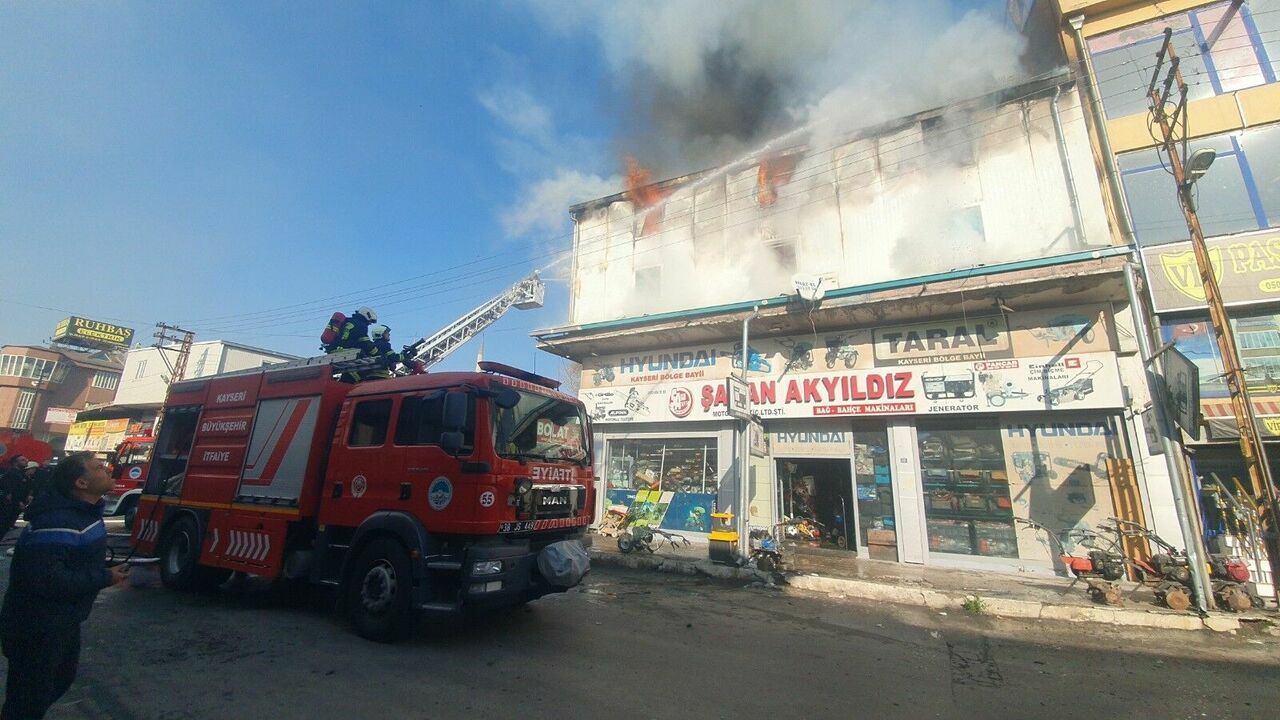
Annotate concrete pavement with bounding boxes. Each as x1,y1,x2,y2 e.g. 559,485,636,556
20,563,1278,719
589,537,1277,633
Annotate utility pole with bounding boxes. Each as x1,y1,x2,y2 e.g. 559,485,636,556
1147,28,1280,604
152,323,194,438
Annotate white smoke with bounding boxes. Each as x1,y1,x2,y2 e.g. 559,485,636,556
500,167,619,239
479,84,618,252
509,1,1051,320
526,0,1028,174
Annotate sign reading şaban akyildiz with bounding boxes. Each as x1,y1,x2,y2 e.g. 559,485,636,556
53,316,134,349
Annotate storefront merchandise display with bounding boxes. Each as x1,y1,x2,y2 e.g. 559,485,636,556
853,428,896,558
605,438,718,533
918,421,1018,558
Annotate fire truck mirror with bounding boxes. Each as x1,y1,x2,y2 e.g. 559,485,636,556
442,391,469,430
493,387,520,410
440,431,465,457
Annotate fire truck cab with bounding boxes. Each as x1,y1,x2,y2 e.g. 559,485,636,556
105,434,154,525
132,360,594,641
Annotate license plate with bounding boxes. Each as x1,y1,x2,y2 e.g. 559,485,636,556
499,521,536,533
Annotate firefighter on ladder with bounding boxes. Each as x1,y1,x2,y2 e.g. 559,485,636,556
360,325,404,381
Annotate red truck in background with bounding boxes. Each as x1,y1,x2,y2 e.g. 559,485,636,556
131,360,595,641
105,434,154,527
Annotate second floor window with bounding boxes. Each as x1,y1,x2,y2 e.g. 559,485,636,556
91,371,120,391
1089,2,1280,121
1119,122,1280,245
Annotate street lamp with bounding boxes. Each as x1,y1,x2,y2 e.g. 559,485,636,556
1182,148,1216,211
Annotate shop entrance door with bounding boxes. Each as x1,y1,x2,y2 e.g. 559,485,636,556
776,458,855,550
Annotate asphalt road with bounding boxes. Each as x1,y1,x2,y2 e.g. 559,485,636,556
4,527,1277,720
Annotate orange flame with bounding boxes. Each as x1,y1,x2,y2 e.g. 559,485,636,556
625,156,666,208
625,156,668,235
757,154,799,207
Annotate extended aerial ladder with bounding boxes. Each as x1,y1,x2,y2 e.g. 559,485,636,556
218,272,545,379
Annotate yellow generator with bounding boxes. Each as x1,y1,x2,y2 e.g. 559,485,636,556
708,512,739,565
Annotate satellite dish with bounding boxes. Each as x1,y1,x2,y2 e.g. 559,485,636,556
793,273,825,302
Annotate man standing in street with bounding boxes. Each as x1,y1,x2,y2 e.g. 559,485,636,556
0,453,128,719
0,458,31,543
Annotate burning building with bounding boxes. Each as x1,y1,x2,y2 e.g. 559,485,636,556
532,5,1194,578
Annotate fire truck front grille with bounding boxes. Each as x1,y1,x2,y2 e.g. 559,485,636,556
531,485,584,520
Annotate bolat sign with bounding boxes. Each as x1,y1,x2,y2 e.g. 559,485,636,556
580,352,1125,423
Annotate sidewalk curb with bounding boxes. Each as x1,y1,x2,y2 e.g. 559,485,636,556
590,549,1241,633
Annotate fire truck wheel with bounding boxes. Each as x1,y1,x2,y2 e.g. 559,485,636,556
347,537,415,642
159,517,229,592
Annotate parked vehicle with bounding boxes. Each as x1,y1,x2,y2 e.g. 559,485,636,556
131,359,595,641
104,434,154,528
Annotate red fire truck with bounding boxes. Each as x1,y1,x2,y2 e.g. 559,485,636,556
131,359,594,641
105,434,154,526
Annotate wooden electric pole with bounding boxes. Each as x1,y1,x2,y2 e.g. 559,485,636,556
151,323,194,438
1147,28,1280,603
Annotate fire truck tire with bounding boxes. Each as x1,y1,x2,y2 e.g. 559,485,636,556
347,537,415,642
159,517,229,592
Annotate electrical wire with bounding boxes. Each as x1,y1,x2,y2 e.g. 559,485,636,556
183,67,1170,335
8,28,1278,339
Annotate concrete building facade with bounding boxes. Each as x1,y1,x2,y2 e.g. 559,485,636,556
0,345,123,450
535,68,1186,576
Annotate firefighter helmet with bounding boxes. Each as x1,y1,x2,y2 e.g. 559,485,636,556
370,325,390,341
355,306,377,324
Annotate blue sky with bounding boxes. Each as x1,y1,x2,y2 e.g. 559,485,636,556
1,1,1010,377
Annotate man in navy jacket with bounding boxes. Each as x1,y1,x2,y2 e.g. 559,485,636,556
0,453,128,719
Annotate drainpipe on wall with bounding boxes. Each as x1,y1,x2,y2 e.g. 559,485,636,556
1068,14,1136,246
1050,85,1088,249
738,305,759,559
1123,264,1214,614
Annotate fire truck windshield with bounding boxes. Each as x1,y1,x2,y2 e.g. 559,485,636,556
493,390,589,465
117,442,153,465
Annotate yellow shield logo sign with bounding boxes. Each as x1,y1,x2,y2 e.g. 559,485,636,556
1160,248,1223,302
1263,418,1280,436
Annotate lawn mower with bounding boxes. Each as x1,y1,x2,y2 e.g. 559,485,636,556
1099,518,1195,611
1015,518,1126,605
616,511,691,554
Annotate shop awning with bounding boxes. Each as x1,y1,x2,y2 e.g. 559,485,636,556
1200,397,1280,441
534,249,1131,360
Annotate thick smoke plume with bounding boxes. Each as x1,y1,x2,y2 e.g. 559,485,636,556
529,0,1028,176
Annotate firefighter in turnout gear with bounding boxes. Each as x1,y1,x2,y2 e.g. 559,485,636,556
325,307,378,356
365,325,403,380
341,324,404,383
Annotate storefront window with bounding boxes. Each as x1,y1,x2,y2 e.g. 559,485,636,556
605,438,718,533
1161,312,1280,398
918,419,1018,558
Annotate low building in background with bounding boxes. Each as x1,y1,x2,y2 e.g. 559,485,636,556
72,340,298,451
0,344,124,452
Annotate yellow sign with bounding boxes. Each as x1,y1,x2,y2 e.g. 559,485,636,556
53,316,134,349
1159,248,1223,302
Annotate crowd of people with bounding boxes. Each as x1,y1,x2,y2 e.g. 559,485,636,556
0,456,52,544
